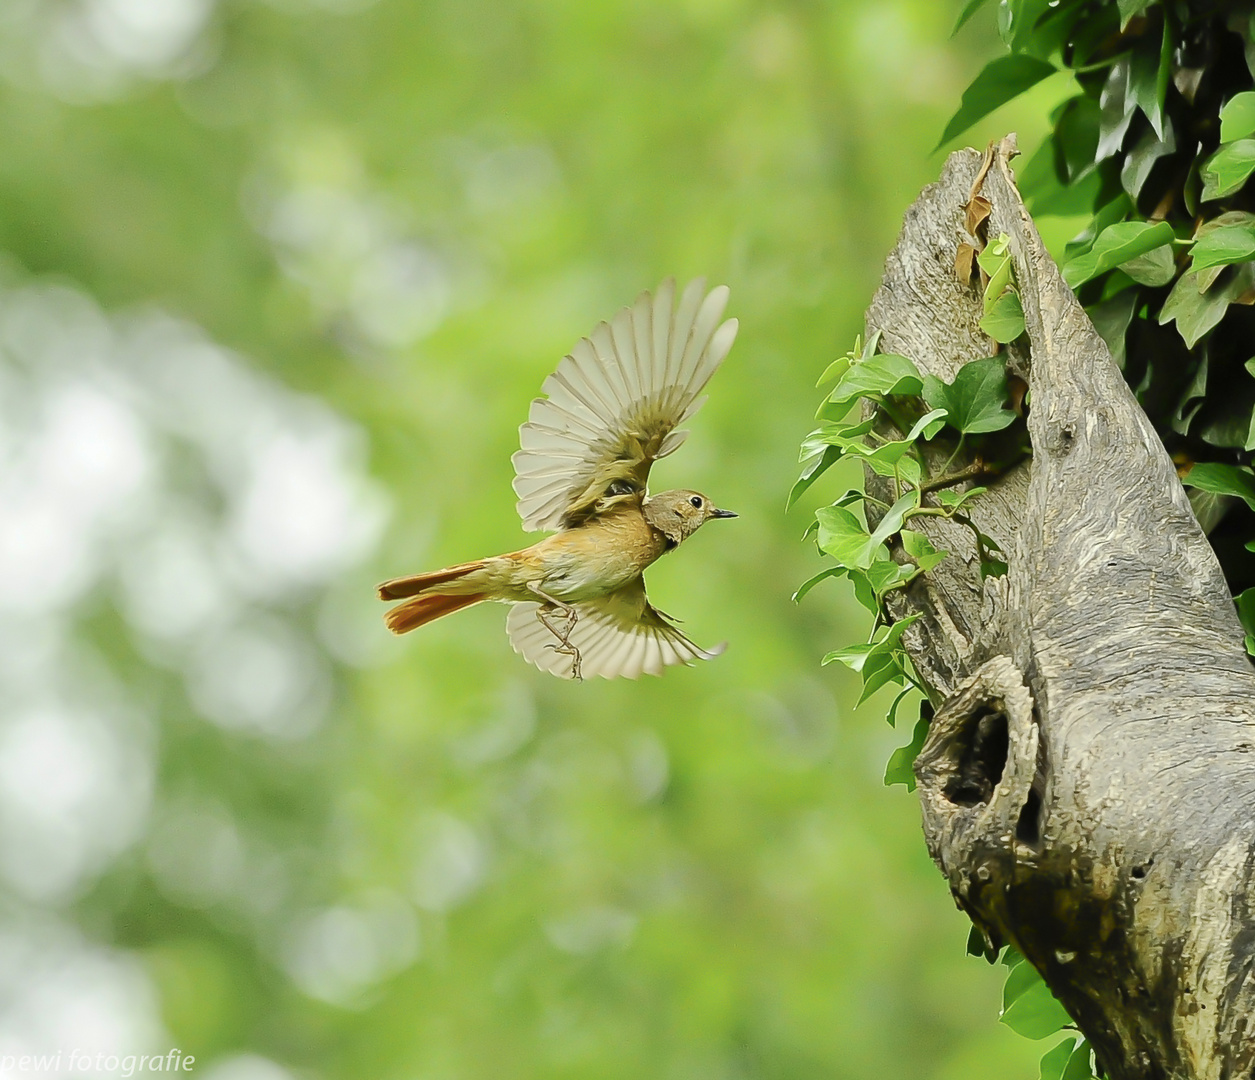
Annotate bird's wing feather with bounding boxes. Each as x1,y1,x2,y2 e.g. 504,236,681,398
512,278,738,532
505,578,725,680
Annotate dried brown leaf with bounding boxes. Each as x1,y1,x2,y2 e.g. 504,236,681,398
956,243,977,287
965,195,993,237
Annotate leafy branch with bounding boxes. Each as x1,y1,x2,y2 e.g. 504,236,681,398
793,316,1023,784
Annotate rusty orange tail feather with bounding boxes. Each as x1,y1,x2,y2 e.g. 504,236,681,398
384,592,485,635
377,560,487,601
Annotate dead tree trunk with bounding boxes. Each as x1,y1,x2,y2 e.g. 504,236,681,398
867,138,1255,1078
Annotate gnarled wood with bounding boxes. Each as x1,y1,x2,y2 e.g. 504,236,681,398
866,140,1255,1078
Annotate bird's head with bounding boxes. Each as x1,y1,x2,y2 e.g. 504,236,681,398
642,489,737,546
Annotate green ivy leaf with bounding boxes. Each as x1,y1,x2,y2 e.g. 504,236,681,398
1170,353,1208,435
1086,290,1138,368
1096,56,1135,161
846,569,877,614
822,613,921,671
1061,220,1175,287
1184,463,1255,511
1121,122,1176,200
1001,963,1073,1038
1189,223,1255,272
1186,486,1232,535
829,352,924,406
978,528,1009,578
816,504,873,567
857,652,908,704
1159,266,1255,349
788,445,841,510
967,924,994,961
1061,1041,1095,1080
1127,24,1167,140
866,554,915,598
816,332,879,387
1068,3,1121,67
1236,588,1255,656
792,566,846,603
1120,242,1176,286
884,715,928,790
815,356,850,388
1221,92,1255,144
1039,1040,1078,1080
905,407,950,442
1003,955,1038,1007
816,489,917,571
900,529,948,572
979,233,1014,313
980,288,1026,342
1008,0,1076,59
1065,194,1132,262
952,0,994,34
923,356,1016,434
867,488,920,552
805,418,876,450
1246,357,1255,452
1201,139,1255,201
1056,94,1103,184
841,438,923,486
934,485,989,512
886,686,916,729
937,55,1058,149
1116,0,1155,29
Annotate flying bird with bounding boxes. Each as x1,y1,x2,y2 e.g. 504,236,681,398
377,278,738,680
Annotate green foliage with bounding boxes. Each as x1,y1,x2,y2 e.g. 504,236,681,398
1,1,1065,1077
884,715,929,790
1185,462,1255,510
1202,139,1255,201
1189,221,1255,273
1221,92,1255,143
982,288,1027,342
1002,0,1255,599
1040,1038,1097,1080
923,354,1018,433
977,233,1030,341
1001,957,1074,1038
937,54,1059,148
1059,220,1174,287
889,4,1255,1071
798,1,1255,1069
795,333,1022,800
1238,588,1255,654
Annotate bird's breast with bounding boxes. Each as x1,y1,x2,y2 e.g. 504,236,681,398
534,508,667,602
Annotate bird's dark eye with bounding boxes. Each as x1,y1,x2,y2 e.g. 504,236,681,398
689,496,702,508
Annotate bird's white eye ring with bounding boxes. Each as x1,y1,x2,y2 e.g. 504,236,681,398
689,496,702,508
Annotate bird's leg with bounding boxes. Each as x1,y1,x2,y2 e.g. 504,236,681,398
527,582,581,680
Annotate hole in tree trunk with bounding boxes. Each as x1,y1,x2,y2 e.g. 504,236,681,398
942,706,1008,807
1016,787,1042,845
1016,713,1047,848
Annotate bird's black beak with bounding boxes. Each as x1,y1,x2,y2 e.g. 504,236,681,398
710,508,738,519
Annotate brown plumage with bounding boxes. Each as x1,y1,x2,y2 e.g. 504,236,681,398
378,279,738,680
384,591,485,634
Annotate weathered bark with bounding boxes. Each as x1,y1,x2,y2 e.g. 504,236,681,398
867,139,1255,1078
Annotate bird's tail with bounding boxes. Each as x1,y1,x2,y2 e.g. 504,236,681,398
377,560,487,601
384,591,486,635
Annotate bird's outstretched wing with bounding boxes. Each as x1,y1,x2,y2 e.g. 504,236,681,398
505,578,725,680
512,278,738,532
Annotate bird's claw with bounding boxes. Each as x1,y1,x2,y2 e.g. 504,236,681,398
536,603,581,680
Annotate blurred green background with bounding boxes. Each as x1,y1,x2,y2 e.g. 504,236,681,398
0,1,1080,1077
